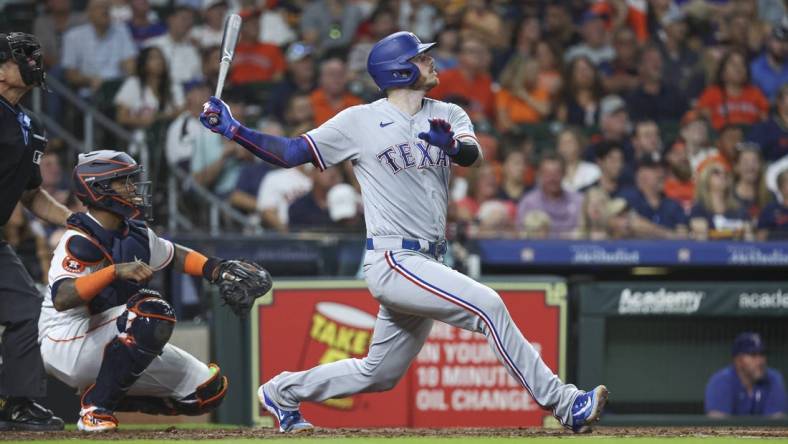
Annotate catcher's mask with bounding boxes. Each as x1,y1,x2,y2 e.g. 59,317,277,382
0,32,47,89
73,150,152,221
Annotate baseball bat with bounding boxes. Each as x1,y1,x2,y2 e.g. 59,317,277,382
207,13,242,126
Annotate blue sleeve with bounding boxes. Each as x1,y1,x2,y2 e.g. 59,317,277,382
765,369,787,415
666,199,688,227
705,370,734,414
233,125,316,169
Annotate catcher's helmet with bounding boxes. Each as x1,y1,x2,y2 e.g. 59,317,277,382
367,31,436,91
0,32,46,88
72,150,152,220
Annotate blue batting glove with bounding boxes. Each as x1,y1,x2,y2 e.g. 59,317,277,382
418,118,458,155
200,96,241,139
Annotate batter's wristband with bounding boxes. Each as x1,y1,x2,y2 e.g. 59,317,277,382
203,257,223,282
74,265,116,302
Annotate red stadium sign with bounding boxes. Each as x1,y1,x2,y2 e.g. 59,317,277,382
251,280,567,428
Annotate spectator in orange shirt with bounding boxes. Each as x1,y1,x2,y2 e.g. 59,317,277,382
663,141,695,213
309,56,363,125
695,49,769,130
228,9,286,85
429,36,495,122
496,57,551,132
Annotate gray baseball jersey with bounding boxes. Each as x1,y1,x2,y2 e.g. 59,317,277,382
264,98,583,429
303,98,477,241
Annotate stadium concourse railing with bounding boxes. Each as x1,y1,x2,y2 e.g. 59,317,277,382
31,75,260,236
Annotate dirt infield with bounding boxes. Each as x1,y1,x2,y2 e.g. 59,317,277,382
3,426,788,440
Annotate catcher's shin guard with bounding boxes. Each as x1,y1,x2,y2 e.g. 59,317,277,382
83,292,176,411
114,363,228,416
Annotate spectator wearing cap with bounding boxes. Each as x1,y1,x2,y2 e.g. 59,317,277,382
556,127,600,192
689,161,752,240
626,45,687,123
662,139,695,213
582,141,626,197
757,169,788,240
62,0,137,97
733,144,770,219
228,9,286,85
127,0,167,47
265,42,316,122
619,153,688,239
166,80,210,169
583,95,633,165
600,27,640,96
695,49,769,131
750,20,788,101
557,56,604,128
705,332,786,417
310,56,363,126
190,0,228,49
655,7,704,99
300,0,363,54
748,84,788,163
563,11,615,67
430,36,495,122
147,6,202,86
516,153,584,239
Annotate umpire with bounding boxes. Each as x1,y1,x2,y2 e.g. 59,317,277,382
0,32,67,431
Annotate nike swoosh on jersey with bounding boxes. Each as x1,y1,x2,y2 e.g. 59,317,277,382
379,121,394,128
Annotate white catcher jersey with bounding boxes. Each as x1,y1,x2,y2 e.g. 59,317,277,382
38,213,175,343
303,98,478,241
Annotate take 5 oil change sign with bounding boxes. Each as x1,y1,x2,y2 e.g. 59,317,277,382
251,281,567,428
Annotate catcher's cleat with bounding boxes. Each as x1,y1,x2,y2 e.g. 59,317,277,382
258,384,313,433
0,397,64,431
570,385,608,433
77,406,118,432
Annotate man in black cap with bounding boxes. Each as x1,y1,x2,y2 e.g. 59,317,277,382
0,31,68,431
705,332,786,417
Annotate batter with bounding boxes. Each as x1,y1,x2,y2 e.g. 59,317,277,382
200,31,608,433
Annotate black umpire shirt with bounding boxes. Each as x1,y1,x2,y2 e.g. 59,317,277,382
0,94,44,227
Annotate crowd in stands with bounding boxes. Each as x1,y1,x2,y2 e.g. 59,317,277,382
8,0,788,244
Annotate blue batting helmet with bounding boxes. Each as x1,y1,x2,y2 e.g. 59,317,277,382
367,31,436,91
72,150,152,220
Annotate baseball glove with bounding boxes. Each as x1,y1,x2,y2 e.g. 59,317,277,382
213,260,272,317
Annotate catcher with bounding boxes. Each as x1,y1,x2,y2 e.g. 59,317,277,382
38,150,271,432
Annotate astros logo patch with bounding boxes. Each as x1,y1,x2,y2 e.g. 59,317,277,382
62,256,86,273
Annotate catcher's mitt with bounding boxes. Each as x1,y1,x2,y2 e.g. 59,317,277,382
213,260,272,317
